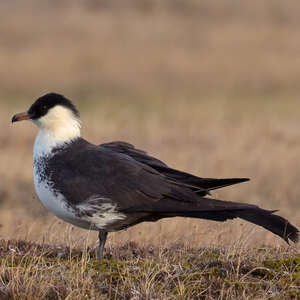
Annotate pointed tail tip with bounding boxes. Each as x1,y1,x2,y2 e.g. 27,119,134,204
221,177,250,185
236,178,250,183
222,178,250,184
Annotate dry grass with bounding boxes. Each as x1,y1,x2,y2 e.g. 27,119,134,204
0,240,298,299
1,1,300,298
1,0,300,98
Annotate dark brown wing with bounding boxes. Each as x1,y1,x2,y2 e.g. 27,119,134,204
46,139,298,243
101,141,249,195
99,141,298,243
47,140,252,211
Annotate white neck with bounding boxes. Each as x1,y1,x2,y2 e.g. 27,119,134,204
33,106,81,157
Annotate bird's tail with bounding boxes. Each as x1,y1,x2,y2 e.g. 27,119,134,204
125,197,299,244
176,206,299,244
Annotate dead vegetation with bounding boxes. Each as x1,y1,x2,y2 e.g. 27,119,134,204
0,239,297,299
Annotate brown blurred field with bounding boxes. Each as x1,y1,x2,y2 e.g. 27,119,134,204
0,0,300,252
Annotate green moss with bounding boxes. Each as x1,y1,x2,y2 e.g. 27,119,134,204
248,255,300,281
88,258,127,271
263,256,300,271
86,259,128,282
182,249,222,265
285,288,300,299
224,280,260,292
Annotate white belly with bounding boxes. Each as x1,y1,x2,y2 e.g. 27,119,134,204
33,160,126,232
33,166,94,230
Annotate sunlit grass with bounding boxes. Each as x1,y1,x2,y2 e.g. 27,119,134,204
0,239,298,299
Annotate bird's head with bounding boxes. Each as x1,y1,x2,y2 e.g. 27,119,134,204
12,93,81,142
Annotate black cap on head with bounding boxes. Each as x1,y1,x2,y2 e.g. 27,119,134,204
28,93,79,120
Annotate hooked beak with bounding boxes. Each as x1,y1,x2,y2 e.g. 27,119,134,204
11,111,31,123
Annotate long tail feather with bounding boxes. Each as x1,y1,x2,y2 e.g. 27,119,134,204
176,208,299,244
234,208,299,243
125,197,299,244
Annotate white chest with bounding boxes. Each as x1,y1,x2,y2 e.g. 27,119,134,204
33,157,93,230
32,131,127,232
33,156,127,232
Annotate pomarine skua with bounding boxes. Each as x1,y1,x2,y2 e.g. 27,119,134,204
12,93,299,259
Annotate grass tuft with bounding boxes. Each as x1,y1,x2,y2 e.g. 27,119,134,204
0,240,298,299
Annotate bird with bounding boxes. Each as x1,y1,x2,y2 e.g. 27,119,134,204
12,93,299,259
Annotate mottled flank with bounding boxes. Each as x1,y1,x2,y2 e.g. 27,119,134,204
0,239,298,299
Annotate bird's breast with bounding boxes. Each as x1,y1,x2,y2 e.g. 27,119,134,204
33,156,94,230
33,155,128,231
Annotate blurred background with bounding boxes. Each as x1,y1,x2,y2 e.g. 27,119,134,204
0,0,299,250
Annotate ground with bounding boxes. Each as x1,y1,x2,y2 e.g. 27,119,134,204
0,240,298,299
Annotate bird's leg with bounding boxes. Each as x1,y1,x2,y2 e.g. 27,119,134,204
97,229,108,260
